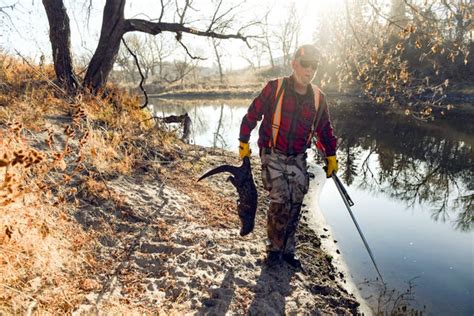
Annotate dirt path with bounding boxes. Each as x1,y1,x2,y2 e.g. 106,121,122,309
72,150,360,315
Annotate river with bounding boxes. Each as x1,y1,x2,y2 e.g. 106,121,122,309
150,99,473,315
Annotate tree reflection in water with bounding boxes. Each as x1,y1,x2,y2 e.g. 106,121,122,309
326,103,473,232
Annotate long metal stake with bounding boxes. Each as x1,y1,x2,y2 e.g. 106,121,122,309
332,174,385,283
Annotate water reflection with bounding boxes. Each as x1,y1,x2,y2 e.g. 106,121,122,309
329,104,473,232
151,101,260,153
151,100,473,231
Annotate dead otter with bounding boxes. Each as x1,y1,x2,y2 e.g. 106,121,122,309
198,157,257,236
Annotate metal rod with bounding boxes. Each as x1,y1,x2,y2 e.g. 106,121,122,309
332,174,385,283
333,173,354,206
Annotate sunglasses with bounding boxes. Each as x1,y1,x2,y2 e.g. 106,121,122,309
299,59,318,69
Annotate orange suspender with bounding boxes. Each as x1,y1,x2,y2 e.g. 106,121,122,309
306,85,321,145
269,79,322,149
269,78,285,147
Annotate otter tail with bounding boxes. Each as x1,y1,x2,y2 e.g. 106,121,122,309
197,157,251,182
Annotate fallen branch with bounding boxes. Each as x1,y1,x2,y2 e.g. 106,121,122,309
142,113,192,142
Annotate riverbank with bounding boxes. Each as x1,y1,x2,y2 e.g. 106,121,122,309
143,81,474,107
0,117,361,314
0,61,363,313
72,149,361,314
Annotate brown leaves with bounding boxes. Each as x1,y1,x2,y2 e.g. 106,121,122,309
400,68,409,84
370,52,378,65
64,125,75,138
0,159,9,167
8,122,23,137
40,222,50,238
5,225,13,239
9,149,44,168
79,278,101,291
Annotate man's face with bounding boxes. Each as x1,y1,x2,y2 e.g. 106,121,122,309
292,57,318,86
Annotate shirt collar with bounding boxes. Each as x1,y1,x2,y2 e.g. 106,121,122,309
287,75,314,99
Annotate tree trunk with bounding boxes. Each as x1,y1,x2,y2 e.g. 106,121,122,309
212,39,224,83
83,0,127,91
158,58,164,79
42,0,79,92
266,35,275,69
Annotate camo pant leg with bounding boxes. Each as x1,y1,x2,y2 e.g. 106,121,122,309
261,151,309,252
260,151,290,204
284,203,302,255
266,202,290,252
288,153,310,202
283,154,308,254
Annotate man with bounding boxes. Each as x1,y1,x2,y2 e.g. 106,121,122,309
238,44,338,268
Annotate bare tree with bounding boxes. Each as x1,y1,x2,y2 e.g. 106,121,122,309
42,0,79,92
130,35,156,83
115,34,140,83
274,3,300,66
259,11,275,69
164,55,198,87
212,38,225,83
154,34,176,80
239,42,265,70
41,0,254,93
213,104,225,148
116,34,176,85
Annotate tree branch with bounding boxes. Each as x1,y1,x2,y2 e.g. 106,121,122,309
345,1,364,48
207,0,223,32
176,37,206,60
163,59,196,83
0,2,18,32
124,19,250,43
121,37,149,109
367,0,406,30
158,0,166,22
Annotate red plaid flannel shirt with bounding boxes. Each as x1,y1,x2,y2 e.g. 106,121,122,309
239,76,337,156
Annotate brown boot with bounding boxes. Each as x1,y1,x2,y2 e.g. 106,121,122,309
266,251,282,268
283,253,302,269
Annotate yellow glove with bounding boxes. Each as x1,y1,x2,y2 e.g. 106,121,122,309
239,141,251,159
325,155,338,178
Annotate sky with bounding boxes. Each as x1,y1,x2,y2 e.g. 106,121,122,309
0,0,345,70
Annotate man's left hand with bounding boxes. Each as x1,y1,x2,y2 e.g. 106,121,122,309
325,155,338,178
239,141,251,159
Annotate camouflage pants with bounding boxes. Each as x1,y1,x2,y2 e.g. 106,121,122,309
260,149,309,253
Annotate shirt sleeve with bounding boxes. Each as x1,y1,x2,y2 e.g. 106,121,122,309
315,95,337,156
239,81,274,143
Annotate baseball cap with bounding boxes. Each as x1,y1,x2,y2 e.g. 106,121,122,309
293,44,320,61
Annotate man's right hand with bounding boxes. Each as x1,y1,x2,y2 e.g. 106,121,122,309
325,155,338,178
239,141,251,159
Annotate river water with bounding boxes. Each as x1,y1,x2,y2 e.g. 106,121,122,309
151,100,473,315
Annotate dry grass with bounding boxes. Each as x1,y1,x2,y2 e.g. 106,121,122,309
0,120,95,313
0,54,183,314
